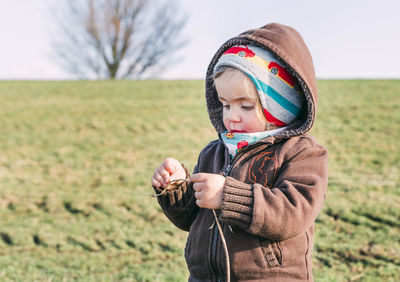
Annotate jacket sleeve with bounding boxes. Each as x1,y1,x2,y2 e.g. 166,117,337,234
221,138,328,241
153,164,199,232
153,140,223,231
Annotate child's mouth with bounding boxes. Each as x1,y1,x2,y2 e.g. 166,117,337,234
230,130,246,133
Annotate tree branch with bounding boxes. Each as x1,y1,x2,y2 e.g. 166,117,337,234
50,0,186,79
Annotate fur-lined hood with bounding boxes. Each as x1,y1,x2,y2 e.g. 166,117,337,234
205,23,318,139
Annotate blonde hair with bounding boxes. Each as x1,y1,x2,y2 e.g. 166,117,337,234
213,66,273,128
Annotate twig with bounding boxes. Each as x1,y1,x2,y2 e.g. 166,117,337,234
150,178,190,197
151,178,231,281
212,209,230,282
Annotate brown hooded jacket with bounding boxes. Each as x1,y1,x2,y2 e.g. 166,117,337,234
154,23,328,281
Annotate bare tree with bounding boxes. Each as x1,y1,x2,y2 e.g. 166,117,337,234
50,0,187,79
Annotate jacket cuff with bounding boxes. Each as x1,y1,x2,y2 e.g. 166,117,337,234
221,176,254,229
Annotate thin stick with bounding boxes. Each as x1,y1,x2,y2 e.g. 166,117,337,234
151,179,231,281
212,209,230,282
150,178,190,197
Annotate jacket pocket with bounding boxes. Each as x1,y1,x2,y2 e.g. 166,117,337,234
259,237,282,267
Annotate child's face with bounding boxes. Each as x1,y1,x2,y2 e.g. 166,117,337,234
215,69,267,133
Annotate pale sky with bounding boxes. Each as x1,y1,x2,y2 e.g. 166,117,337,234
1,0,400,80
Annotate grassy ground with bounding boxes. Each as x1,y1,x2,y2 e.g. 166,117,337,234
0,80,398,281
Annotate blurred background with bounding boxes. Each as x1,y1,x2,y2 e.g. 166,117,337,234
1,0,400,80
0,0,399,281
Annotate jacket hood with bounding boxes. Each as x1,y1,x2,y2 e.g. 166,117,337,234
205,23,318,139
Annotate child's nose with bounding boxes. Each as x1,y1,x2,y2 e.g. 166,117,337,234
227,109,240,122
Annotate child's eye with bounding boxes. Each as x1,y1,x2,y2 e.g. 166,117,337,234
242,105,254,111
222,104,230,110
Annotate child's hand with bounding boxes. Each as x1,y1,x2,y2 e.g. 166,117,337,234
151,158,186,188
190,173,226,209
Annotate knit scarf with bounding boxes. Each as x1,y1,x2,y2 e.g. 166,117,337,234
220,127,286,157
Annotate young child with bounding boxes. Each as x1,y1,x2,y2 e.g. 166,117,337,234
151,23,328,281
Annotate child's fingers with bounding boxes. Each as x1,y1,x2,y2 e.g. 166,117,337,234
194,189,205,207
192,182,201,192
163,158,180,174
151,177,162,188
152,172,166,187
152,158,184,189
196,199,206,208
154,164,170,183
194,190,203,199
159,169,170,184
190,173,207,183
152,166,170,187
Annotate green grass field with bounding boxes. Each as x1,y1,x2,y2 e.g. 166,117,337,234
0,80,399,281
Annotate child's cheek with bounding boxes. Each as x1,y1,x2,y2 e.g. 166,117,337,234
222,115,229,130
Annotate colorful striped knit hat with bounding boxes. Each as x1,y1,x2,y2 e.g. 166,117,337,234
214,45,304,126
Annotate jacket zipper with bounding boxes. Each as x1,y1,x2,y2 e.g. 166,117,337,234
209,142,265,281
210,223,221,281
